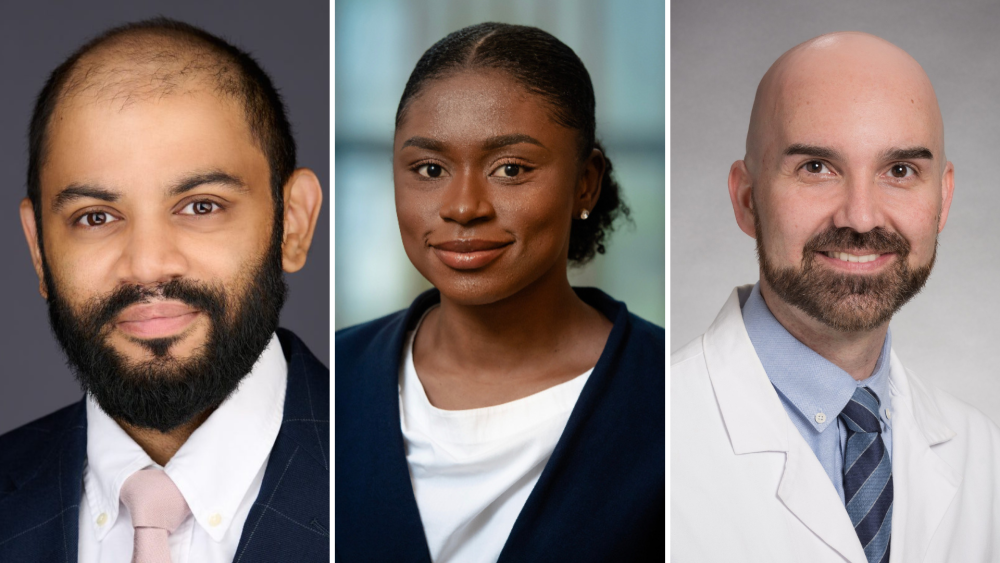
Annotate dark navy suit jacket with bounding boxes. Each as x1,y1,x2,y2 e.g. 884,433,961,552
0,328,329,562
335,288,665,562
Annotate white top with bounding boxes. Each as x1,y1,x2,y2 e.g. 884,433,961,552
78,334,287,563
399,309,592,563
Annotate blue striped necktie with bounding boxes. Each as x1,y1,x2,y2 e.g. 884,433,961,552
840,386,892,563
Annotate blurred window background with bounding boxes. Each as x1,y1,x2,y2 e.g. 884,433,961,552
335,0,664,329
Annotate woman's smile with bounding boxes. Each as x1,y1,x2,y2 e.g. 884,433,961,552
430,238,514,270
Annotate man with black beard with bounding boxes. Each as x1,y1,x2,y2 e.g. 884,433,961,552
0,19,327,562
672,33,1000,562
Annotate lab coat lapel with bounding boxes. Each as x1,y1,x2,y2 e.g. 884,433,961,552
776,433,867,563
704,286,867,563
885,353,958,563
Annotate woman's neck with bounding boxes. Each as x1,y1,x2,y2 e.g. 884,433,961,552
413,267,612,409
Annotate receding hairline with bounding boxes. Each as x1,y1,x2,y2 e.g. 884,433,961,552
55,29,244,111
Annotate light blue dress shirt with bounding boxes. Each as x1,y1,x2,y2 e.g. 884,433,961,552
741,283,893,504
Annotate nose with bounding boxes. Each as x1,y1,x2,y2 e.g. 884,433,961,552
116,219,188,286
833,175,884,234
438,171,495,225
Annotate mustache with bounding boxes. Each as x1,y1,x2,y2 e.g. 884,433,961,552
803,227,910,258
87,279,228,332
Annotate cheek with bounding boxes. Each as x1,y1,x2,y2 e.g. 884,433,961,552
758,204,814,261
759,187,840,261
889,201,941,260
42,230,121,305
394,185,431,250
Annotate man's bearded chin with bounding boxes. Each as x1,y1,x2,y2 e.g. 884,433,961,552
754,217,935,333
41,245,286,433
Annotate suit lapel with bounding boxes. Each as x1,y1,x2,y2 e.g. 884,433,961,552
884,353,958,563
705,287,867,563
233,330,330,562
0,400,86,563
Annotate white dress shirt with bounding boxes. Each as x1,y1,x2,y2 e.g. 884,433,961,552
78,334,287,563
399,310,591,563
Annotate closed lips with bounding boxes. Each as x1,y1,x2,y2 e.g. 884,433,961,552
433,240,511,252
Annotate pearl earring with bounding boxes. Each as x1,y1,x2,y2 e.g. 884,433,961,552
580,209,589,220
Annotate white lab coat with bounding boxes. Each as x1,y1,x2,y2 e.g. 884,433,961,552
671,286,1000,562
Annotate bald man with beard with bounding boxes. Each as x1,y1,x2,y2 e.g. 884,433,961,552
672,32,1000,562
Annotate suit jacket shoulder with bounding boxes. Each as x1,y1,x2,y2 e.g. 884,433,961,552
0,402,84,490
0,401,86,562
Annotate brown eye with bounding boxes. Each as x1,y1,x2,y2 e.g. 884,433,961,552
193,201,214,214
804,161,826,174
76,211,119,227
492,163,527,178
890,164,911,178
179,201,221,216
417,164,443,178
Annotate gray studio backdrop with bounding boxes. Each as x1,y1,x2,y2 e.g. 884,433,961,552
672,0,1000,422
0,1,329,435
335,0,665,331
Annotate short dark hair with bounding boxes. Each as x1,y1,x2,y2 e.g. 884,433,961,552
27,17,295,242
395,22,630,265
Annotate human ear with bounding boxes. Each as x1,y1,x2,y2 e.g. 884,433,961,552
19,198,48,299
280,169,323,273
728,160,757,238
937,161,955,233
576,148,605,216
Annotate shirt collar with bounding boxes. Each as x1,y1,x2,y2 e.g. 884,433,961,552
741,283,892,433
83,333,287,542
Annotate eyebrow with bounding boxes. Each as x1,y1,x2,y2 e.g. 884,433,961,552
399,134,546,152
400,136,446,151
881,147,934,161
783,144,844,160
167,171,248,197
52,185,120,212
51,171,248,212
481,134,545,152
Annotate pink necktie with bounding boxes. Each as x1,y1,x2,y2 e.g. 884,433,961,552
120,469,191,563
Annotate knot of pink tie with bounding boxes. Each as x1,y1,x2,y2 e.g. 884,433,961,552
120,469,191,563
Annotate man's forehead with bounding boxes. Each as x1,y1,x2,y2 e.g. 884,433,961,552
41,88,265,202
748,33,945,165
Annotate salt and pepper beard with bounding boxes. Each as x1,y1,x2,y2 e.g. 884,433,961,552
41,231,286,433
752,201,935,332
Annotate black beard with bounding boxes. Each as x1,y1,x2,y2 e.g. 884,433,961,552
755,219,934,332
42,236,286,433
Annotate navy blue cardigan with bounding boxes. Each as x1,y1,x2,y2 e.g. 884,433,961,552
335,288,665,561
0,329,330,562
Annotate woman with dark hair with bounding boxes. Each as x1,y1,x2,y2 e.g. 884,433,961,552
336,22,664,562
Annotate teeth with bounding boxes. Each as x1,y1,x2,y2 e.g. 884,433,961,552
824,251,880,263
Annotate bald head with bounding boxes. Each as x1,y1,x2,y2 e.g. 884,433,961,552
745,32,943,176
